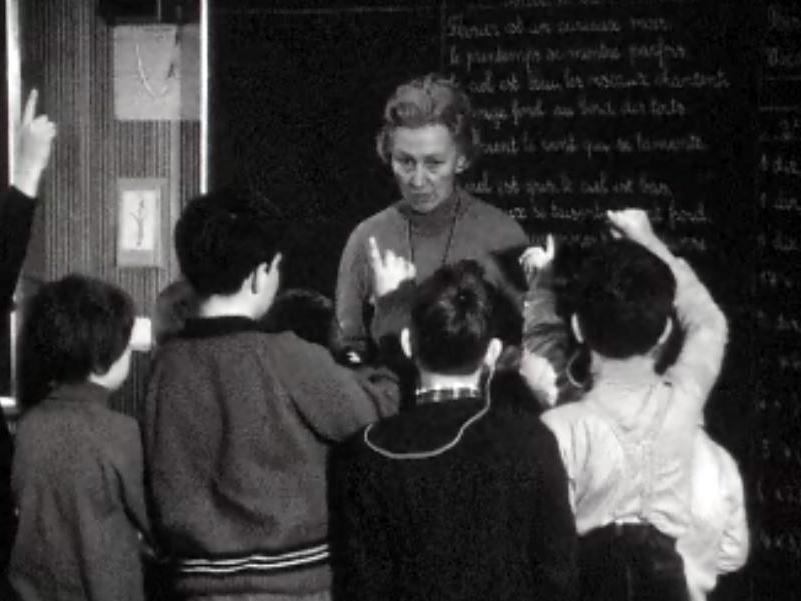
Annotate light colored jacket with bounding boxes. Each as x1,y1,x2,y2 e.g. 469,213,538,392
678,431,749,601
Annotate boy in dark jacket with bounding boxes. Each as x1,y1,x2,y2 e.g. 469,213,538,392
144,191,400,600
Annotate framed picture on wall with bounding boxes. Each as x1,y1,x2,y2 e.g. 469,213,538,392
113,24,200,121
117,178,166,268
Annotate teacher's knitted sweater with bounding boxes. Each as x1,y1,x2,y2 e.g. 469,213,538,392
335,187,528,356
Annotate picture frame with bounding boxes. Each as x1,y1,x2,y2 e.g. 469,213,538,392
117,178,166,268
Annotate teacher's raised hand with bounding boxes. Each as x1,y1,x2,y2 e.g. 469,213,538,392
368,236,416,299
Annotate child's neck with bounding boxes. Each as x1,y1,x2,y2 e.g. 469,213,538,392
590,353,660,396
199,294,263,320
417,369,482,393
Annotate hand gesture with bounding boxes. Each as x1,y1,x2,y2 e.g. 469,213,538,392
606,209,656,247
519,234,555,280
368,237,416,298
518,350,558,408
13,89,57,197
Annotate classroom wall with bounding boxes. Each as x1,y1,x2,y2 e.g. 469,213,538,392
17,0,201,416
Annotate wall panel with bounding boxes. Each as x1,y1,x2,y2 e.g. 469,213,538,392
18,0,201,416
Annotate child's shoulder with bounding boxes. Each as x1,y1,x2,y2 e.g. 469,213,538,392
541,399,595,424
695,429,742,476
16,399,140,461
155,325,333,372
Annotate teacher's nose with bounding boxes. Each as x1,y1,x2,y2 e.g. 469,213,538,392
410,165,427,187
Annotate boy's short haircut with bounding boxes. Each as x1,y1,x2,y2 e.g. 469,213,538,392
175,189,284,297
18,275,135,408
575,239,676,359
411,260,495,376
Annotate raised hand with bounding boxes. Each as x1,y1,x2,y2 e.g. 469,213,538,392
367,236,416,298
519,234,555,280
606,209,656,247
518,350,558,408
13,89,57,198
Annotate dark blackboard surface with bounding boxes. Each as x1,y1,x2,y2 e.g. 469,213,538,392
209,1,441,294
752,2,801,598
209,2,798,599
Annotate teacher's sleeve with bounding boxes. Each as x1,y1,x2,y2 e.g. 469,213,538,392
485,214,530,314
505,216,529,248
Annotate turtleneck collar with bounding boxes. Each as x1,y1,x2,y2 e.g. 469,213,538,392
395,187,463,233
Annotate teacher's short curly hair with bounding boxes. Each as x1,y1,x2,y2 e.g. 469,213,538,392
376,73,481,168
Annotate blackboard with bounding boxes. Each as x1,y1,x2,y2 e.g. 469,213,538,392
209,2,797,599
752,2,801,598
443,7,757,597
209,1,441,294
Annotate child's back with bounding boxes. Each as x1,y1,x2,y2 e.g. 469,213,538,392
535,211,730,601
145,191,399,599
9,274,148,601
11,384,148,601
146,324,397,596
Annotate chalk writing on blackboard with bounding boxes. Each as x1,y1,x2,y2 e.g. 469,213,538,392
766,48,801,70
758,531,801,559
772,189,801,210
758,269,797,291
768,3,801,32
777,353,801,372
446,2,736,249
757,478,801,505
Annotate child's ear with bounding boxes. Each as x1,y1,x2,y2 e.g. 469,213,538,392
657,317,673,346
400,327,413,359
570,313,584,343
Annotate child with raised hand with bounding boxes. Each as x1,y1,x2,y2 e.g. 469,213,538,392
9,275,150,601
1,89,57,579
527,209,745,601
144,191,400,600
518,234,573,408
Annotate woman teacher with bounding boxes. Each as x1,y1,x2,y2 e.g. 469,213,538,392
335,73,529,358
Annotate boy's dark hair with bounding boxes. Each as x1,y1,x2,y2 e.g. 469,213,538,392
18,275,135,409
261,288,334,348
574,239,676,359
175,189,284,297
411,260,495,375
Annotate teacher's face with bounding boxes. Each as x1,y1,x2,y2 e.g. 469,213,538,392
390,124,465,214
